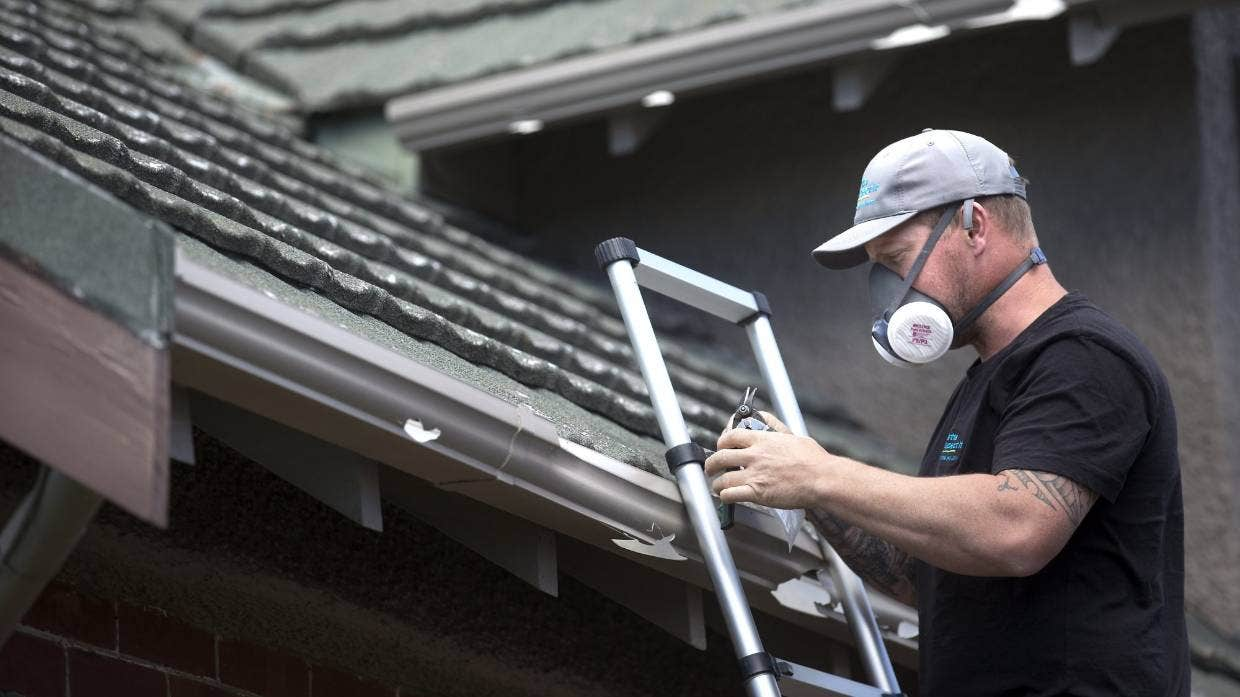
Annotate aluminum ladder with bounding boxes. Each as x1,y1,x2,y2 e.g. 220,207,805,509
596,237,905,697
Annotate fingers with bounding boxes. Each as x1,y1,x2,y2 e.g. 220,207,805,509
717,427,762,451
756,410,791,434
703,447,746,476
709,468,736,494
711,470,761,504
719,484,758,504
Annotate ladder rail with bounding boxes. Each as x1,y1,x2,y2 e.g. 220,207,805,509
605,259,781,697
596,237,902,697
746,314,900,694
745,315,809,437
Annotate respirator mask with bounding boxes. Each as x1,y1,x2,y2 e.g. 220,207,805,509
869,200,1047,366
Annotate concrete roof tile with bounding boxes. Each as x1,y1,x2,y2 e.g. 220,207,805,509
0,0,889,471
81,0,828,112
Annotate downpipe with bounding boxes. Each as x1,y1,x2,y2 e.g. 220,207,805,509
0,466,103,645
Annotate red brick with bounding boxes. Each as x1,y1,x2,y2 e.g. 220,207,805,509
22,584,115,649
117,603,215,677
0,632,65,697
218,639,307,697
68,649,165,697
310,665,394,697
169,676,246,697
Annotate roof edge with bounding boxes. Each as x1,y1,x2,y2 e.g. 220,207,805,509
385,0,1012,151
172,246,918,659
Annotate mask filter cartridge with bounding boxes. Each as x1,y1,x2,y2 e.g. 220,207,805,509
885,300,955,364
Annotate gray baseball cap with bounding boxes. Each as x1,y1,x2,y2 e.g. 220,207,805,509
812,129,1027,269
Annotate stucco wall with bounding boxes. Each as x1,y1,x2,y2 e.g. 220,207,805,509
423,16,1240,637
2,432,919,696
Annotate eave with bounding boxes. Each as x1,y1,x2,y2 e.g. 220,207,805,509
385,0,1014,152
172,245,919,666
385,0,1216,154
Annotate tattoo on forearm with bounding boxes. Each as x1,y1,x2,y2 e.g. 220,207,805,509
995,469,1097,526
807,509,916,605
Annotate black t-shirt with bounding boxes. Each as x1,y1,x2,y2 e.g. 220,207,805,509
915,292,1188,697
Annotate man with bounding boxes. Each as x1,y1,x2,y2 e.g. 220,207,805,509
704,130,1188,696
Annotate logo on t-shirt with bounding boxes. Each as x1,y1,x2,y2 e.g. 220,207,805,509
939,431,964,463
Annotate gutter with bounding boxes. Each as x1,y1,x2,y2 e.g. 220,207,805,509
172,249,918,658
385,0,1219,152
385,0,1012,152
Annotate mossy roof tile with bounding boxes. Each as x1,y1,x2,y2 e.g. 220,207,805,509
0,0,898,474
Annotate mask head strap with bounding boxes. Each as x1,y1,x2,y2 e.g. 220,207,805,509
953,246,1048,341
883,199,971,320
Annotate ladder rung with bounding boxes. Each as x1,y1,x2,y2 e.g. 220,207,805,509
775,658,903,697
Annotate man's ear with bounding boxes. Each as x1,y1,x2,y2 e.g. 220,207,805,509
965,200,989,256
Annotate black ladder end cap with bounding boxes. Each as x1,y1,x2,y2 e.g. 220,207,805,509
595,237,639,269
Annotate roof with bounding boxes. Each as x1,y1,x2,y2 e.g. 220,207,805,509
4,3,1240,686
36,0,1215,152
8,0,301,121
385,0,1216,153
0,0,898,477
0,0,924,663
139,0,834,113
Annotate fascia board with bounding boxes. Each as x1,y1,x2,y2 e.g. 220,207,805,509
172,249,824,584
386,0,1013,151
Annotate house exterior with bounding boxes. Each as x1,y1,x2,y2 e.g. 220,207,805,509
2,0,1239,696
405,5,1240,693
0,1,915,696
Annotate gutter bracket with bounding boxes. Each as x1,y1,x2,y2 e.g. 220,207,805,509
832,55,899,112
609,107,670,157
1068,10,1122,66
170,385,196,465
559,537,705,649
381,470,558,597
189,391,385,532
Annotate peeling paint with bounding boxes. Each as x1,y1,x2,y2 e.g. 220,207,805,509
402,418,441,444
611,532,686,562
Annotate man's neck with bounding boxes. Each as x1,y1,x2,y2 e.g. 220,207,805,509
972,266,1068,360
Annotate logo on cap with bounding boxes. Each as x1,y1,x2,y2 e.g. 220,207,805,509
856,178,880,212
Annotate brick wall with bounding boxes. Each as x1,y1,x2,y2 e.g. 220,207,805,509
0,584,401,697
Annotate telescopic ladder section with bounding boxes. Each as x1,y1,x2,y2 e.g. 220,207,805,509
595,238,905,697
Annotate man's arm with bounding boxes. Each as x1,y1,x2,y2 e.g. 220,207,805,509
704,430,1100,578
807,507,917,606
727,412,914,604
995,468,1097,527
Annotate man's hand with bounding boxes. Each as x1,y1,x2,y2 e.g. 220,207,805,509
704,426,836,509
720,409,791,437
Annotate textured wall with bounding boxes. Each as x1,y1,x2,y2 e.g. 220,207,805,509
0,437,733,697
1189,7,1240,641
424,16,1240,637
1,435,916,696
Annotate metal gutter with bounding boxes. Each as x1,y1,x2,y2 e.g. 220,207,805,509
172,249,918,657
385,0,1012,152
